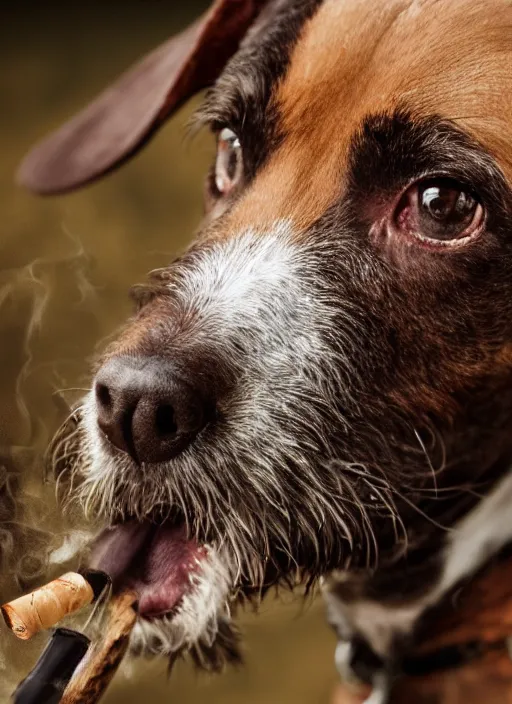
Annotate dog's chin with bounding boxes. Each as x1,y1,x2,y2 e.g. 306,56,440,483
90,520,240,668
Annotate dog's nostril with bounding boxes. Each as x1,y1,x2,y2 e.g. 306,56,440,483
155,404,178,437
96,383,112,409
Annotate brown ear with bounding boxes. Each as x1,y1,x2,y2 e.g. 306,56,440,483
17,0,268,195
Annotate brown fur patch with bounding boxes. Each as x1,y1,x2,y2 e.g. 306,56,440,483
226,0,512,234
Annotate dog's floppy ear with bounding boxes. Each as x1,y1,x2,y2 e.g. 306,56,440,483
17,0,268,195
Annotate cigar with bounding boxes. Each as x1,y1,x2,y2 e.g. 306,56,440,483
60,591,137,704
1,570,109,641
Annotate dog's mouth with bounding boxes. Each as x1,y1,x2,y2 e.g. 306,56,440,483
89,519,208,619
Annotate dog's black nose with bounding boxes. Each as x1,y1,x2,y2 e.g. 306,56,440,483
94,356,210,463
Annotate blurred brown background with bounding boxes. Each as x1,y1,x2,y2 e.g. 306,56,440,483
0,2,337,701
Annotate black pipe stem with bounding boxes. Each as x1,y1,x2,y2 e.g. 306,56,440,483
12,627,90,704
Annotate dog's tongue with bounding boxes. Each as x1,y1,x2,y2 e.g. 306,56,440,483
90,522,206,617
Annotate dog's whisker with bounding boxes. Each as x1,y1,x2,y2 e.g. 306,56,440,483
413,428,439,497
52,387,92,395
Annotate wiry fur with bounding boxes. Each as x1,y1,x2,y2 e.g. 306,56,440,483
70,223,413,577
50,221,470,667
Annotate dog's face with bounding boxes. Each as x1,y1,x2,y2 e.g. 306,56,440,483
40,0,512,667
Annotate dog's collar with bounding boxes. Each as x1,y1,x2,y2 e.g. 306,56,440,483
338,551,512,703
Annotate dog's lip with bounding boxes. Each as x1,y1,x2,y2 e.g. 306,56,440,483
89,520,207,618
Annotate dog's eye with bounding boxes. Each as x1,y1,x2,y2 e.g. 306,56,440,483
392,178,484,245
214,127,243,196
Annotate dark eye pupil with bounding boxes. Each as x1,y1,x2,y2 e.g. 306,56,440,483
418,179,477,240
226,147,239,180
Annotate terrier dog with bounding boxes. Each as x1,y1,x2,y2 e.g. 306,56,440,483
18,0,512,700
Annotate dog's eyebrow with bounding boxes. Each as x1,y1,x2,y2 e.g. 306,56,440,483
191,64,265,133
191,0,323,136
349,111,511,210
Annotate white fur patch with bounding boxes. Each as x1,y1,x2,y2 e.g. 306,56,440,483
130,545,234,655
440,469,512,592
325,468,512,660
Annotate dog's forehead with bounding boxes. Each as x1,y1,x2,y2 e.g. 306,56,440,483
228,0,512,232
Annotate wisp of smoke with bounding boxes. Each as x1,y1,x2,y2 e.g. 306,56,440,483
0,229,99,698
